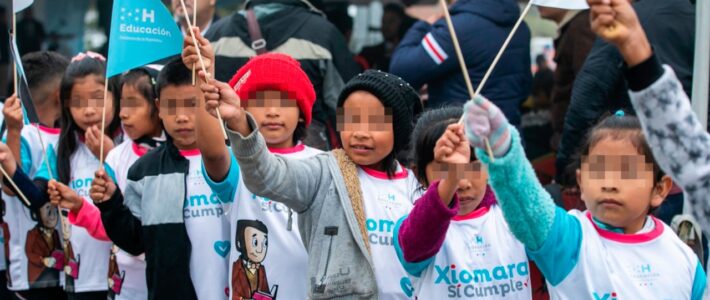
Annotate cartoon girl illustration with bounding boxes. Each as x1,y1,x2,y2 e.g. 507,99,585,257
232,220,276,300
107,245,125,300
24,202,63,288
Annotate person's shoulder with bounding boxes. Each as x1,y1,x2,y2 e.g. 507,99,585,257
205,12,247,40
126,144,169,180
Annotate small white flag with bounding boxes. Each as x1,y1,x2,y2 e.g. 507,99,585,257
13,0,34,13
533,0,588,9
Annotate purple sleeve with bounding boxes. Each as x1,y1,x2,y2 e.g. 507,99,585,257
398,181,459,262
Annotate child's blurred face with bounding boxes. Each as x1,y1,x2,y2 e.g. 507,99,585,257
68,74,115,132
425,161,489,215
245,90,300,148
120,84,161,141
577,137,670,233
157,85,198,150
338,91,394,170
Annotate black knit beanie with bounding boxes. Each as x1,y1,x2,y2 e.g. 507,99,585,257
337,70,422,152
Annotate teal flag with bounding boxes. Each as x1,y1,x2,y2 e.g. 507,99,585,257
106,0,183,78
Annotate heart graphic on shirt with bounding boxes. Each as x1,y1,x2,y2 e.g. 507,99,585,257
213,241,230,257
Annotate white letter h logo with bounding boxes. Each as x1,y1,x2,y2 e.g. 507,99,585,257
142,9,155,23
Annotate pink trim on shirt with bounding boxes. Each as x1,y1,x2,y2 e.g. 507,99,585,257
361,165,409,180
132,142,149,157
586,212,664,243
68,198,110,241
268,144,305,154
179,149,201,157
34,124,60,135
452,206,490,221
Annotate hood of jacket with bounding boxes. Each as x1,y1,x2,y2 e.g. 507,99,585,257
450,0,521,26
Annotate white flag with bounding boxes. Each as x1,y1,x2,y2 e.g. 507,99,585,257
13,0,34,13
533,0,589,9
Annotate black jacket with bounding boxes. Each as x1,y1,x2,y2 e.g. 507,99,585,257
206,0,359,125
97,141,197,300
555,0,696,184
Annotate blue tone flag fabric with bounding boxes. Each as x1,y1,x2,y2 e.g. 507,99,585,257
532,0,588,9
9,37,38,125
106,0,183,78
13,0,34,13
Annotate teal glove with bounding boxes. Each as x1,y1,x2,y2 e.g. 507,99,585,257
463,96,512,158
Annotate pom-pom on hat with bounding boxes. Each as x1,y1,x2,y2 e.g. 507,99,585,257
228,53,316,126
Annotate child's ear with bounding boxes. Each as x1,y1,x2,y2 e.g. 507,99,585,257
651,175,673,208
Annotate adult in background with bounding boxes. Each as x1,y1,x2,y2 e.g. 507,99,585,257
205,0,359,151
389,0,531,126
556,0,695,187
359,3,415,71
172,0,219,36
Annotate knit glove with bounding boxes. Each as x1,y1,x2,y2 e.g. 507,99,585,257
463,96,512,158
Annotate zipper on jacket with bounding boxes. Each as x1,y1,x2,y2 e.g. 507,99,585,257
287,209,293,231
314,226,338,294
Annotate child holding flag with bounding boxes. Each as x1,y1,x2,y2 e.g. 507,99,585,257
89,58,231,300
187,49,321,299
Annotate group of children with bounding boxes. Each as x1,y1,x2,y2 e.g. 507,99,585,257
0,0,707,299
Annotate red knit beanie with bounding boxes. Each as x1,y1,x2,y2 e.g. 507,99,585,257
228,53,316,126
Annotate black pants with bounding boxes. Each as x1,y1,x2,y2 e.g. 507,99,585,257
10,286,66,300
66,291,108,300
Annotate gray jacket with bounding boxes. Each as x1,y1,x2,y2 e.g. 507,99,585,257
228,115,378,299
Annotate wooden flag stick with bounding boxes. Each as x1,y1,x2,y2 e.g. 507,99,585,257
438,0,494,161
180,0,228,140
0,165,30,207
12,13,17,95
191,0,197,86
99,77,109,167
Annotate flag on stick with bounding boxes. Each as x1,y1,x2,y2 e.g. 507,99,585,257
533,0,588,9
9,37,39,125
13,0,33,13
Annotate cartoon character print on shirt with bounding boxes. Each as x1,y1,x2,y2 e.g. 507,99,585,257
232,220,277,300
107,245,125,299
63,237,79,292
24,202,63,288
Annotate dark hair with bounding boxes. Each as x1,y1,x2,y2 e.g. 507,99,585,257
156,58,192,98
22,51,70,105
410,106,476,187
121,68,159,119
235,219,268,260
576,112,666,214
57,57,121,184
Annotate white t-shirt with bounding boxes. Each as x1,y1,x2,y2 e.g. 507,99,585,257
61,139,113,293
359,165,420,300
104,140,149,300
183,149,231,299
408,205,531,299
3,124,61,291
211,144,321,300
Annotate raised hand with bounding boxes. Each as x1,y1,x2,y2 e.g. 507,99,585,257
48,179,83,214
199,71,248,133
182,27,215,74
3,94,24,133
587,0,650,66
90,168,116,204
435,124,470,165
463,96,511,158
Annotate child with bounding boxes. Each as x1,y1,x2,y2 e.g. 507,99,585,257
189,26,423,296
192,53,321,299
456,11,707,294
1,51,68,299
89,58,230,300
51,66,165,300
393,106,532,299
36,52,123,299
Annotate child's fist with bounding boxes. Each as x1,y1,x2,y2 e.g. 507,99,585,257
90,169,116,203
434,124,470,165
199,73,246,130
48,179,83,214
3,94,23,132
85,126,114,161
463,96,511,158
182,27,214,73
587,0,650,66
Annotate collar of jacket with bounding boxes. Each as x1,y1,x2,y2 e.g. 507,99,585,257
245,0,324,16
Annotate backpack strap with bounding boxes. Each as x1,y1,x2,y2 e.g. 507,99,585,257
246,9,267,55
332,149,370,254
